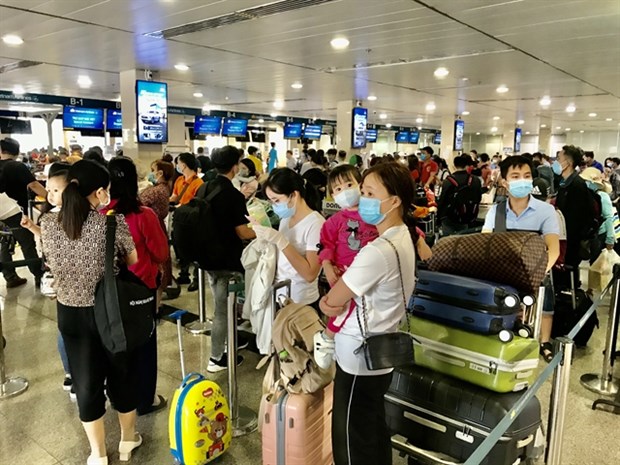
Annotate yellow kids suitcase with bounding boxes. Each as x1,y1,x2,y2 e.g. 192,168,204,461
168,310,232,465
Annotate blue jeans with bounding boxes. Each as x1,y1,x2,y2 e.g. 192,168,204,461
57,332,70,375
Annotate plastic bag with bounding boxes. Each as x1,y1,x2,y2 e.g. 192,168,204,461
247,199,272,228
588,249,620,291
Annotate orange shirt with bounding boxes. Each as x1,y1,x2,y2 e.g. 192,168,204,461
172,175,203,205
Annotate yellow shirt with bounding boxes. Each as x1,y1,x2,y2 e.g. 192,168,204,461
246,155,264,175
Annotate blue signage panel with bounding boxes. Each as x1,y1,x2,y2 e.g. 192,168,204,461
454,120,465,151
222,118,248,137
136,80,168,143
194,115,223,135
351,107,368,148
366,128,378,142
514,127,522,153
106,109,122,131
396,131,409,143
63,106,104,130
303,124,322,140
284,122,303,139
409,131,420,144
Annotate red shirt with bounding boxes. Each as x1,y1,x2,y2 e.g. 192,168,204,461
102,200,169,289
420,160,439,185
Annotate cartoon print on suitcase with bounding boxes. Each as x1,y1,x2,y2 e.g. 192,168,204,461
410,270,522,335
385,365,542,465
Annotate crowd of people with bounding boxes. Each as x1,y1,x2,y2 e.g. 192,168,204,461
0,135,616,465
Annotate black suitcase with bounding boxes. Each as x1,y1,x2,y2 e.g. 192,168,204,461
385,365,541,465
551,269,599,347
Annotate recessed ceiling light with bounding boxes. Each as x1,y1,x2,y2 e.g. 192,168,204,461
367,95,377,101
580,130,585,133
77,75,92,88
193,92,203,98
379,113,387,120
539,96,551,106
330,36,350,50
588,112,597,117
434,67,449,78
461,77,469,81
385,123,392,128
493,116,500,121
2,34,23,45
540,124,547,128
565,104,576,113
12,86,25,95
415,117,423,123
225,96,229,100
461,111,470,116
273,100,284,109
475,132,481,135
258,118,264,123
491,127,498,132
174,63,189,71
291,82,303,89
606,118,613,121
425,102,436,111
517,119,525,125
556,126,562,129
270,113,278,118
496,85,509,93
565,128,571,131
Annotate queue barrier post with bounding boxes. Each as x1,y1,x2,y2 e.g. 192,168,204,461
580,266,620,397
226,274,257,437
185,268,213,335
0,295,29,400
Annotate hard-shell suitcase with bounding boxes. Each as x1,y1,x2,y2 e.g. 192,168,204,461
410,270,521,335
261,384,334,465
385,365,542,465
408,315,539,393
168,311,232,465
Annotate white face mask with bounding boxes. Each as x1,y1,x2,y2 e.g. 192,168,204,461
333,187,361,209
98,188,111,208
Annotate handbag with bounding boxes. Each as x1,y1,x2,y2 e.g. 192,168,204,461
94,213,155,355
354,238,416,371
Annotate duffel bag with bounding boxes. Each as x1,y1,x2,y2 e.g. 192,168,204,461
427,232,547,294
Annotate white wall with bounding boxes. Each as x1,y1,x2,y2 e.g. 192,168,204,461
0,118,65,152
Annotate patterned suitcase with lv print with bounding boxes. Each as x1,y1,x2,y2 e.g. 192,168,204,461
408,315,539,393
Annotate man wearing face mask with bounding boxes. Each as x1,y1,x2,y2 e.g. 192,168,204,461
170,152,203,206
419,146,439,189
482,156,560,362
199,146,256,372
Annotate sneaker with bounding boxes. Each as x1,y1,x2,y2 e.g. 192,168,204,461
176,275,191,285
313,330,335,370
207,354,244,373
5,277,27,288
62,374,73,391
187,280,198,292
237,334,250,351
69,385,77,402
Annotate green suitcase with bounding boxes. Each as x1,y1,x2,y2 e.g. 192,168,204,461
408,315,539,393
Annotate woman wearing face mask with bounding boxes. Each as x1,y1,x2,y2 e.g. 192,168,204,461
319,162,416,465
251,168,324,306
40,160,141,465
233,158,260,199
580,167,615,266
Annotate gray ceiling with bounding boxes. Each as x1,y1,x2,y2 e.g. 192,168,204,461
0,0,619,135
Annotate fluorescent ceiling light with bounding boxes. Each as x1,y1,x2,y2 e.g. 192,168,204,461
174,64,189,71
539,96,551,106
193,92,203,98
565,128,571,131
556,126,562,129
330,37,349,50
461,77,469,81
379,113,387,120
367,95,377,101
525,131,530,135
588,112,597,117
270,113,278,118
606,118,613,121
2,34,23,45
580,130,585,133
386,123,392,128
415,117,423,123
434,67,449,78
425,102,436,111
493,116,500,121
273,100,284,109
291,82,303,89
496,85,509,93
461,111,470,116
517,119,525,125
540,124,547,128
491,127,498,132
77,75,92,88
475,132,481,135
565,104,576,113
12,86,25,95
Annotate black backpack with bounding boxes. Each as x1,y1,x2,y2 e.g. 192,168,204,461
172,181,224,270
444,175,480,225
585,188,604,238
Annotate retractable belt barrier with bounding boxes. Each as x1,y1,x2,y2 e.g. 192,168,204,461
394,267,620,465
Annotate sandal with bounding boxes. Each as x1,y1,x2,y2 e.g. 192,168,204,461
540,342,554,363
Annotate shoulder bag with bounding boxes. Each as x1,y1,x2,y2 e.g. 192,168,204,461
354,238,417,370
94,213,155,354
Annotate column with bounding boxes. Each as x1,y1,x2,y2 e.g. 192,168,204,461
336,100,357,153
539,127,552,155
440,115,457,166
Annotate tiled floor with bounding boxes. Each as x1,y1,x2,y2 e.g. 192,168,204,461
1,270,620,465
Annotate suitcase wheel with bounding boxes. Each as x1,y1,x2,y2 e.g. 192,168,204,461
498,329,514,343
515,322,534,339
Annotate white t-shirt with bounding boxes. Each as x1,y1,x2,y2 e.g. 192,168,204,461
276,211,325,305
336,224,416,376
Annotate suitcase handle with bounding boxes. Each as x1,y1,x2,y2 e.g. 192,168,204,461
181,372,204,387
516,434,534,449
391,435,463,465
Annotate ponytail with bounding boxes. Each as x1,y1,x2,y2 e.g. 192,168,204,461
265,168,322,212
59,181,92,240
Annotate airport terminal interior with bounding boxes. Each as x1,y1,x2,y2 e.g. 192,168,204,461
1,1,620,465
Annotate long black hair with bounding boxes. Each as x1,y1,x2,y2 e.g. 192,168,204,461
264,168,321,212
60,160,109,240
108,156,141,215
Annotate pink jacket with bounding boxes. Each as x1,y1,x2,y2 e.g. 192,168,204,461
318,209,379,270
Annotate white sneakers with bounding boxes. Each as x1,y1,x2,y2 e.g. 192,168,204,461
313,330,335,369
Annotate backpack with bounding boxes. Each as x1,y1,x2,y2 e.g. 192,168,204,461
260,302,335,398
444,175,480,225
172,181,224,270
585,189,604,238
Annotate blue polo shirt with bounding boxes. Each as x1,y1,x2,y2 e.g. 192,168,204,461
482,196,560,235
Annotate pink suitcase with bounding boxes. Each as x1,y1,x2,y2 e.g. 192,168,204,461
261,383,334,465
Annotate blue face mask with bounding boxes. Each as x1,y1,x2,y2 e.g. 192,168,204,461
508,179,533,199
176,164,184,175
586,180,598,191
147,172,157,184
552,160,564,176
359,196,393,225
273,196,296,219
